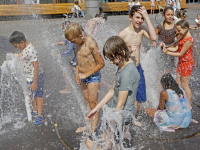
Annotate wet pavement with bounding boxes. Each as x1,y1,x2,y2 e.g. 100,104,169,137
0,8,200,150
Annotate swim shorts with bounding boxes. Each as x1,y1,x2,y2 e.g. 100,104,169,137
80,71,101,85
28,73,44,98
136,64,146,103
177,61,194,76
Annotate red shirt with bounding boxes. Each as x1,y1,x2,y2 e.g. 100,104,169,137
178,36,194,63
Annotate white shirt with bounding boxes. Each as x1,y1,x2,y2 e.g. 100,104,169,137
195,18,200,25
135,2,140,5
19,43,43,82
128,2,134,8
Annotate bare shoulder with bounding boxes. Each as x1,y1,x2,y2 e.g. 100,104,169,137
160,90,168,100
118,27,129,38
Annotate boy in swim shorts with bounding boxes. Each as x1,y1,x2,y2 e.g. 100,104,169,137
65,23,105,134
118,5,156,125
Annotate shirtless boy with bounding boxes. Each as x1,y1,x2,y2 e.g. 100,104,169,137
65,23,105,133
118,5,156,125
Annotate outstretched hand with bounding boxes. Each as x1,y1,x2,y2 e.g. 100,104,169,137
87,109,99,122
137,6,148,19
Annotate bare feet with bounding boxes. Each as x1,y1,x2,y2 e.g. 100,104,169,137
133,120,142,127
59,88,71,94
191,119,198,123
76,126,88,133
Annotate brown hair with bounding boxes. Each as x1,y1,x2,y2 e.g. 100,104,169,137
65,22,84,40
75,0,78,5
103,36,130,61
177,10,185,19
162,7,174,29
176,19,189,29
129,5,142,16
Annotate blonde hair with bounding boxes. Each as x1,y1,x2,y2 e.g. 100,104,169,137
65,22,84,40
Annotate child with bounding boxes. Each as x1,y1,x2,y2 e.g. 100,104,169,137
157,1,164,13
65,23,105,133
9,31,44,126
163,20,194,109
85,12,107,37
118,5,156,125
175,10,185,24
150,0,155,15
146,73,192,132
128,0,134,14
189,14,200,30
155,7,177,73
86,36,140,149
74,0,85,18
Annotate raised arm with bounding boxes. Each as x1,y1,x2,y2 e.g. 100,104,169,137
138,6,157,41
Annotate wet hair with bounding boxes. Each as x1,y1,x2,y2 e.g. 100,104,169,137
103,36,130,62
162,7,174,29
95,12,107,21
129,5,142,16
9,31,26,44
65,22,84,40
161,73,184,98
176,19,189,29
177,10,185,19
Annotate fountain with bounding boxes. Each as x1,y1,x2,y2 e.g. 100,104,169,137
0,5,200,150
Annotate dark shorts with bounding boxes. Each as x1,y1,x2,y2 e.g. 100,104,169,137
136,64,146,103
28,73,44,98
89,120,131,143
80,71,101,85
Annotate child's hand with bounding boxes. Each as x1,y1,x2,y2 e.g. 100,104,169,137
163,46,168,54
160,42,165,48
137,6,148,19
79,73,86,79
87,109,99,122
130,44,138,53
75,74,81,85
30,82,38,92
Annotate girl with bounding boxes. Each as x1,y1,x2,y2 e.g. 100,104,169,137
157,1,164,13
155,7,177,73
85,36,140,149
150,0,155,14
163,20,194,109
146,73,192,132
175,10,185,24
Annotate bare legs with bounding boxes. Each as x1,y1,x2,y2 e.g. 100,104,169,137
134,100,142,127
145,107,157,118
76,82,100,133
31,97,44,116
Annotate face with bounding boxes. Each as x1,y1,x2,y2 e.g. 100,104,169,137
197,15,200,20
12,41,26,50
163,9,174,23
107,55,124,67
69,35,84,45
176,25,187,37
129,12,144,29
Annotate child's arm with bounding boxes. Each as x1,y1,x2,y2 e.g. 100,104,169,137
79,38,105,79
30,61,39,91
157,90,168,110
87,83,115,121
85,19,97,36
75,46,80,85
163,41,193,57
166,45,178,52
138,6,157,41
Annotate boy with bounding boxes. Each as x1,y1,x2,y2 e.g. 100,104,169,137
118,5,156,126
189,14,200,30
65,23,105,133
85,12,107,37
9,31,44,127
